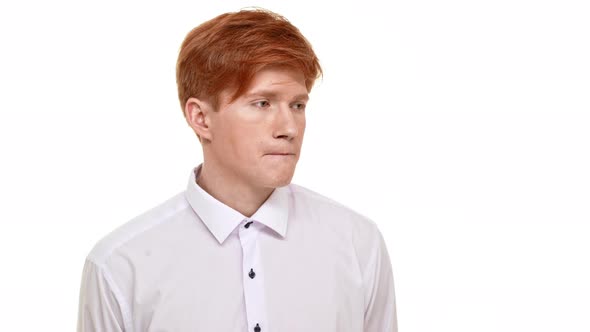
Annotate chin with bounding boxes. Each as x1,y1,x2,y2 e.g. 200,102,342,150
262,170,295,188
274,177,293,188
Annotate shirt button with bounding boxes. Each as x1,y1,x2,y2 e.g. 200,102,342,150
254,323,261,332
245,221,253,228
249,268,256,279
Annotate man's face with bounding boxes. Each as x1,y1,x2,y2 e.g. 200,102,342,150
205,66,308,189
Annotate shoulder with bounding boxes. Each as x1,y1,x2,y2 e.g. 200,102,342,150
86,191,190,267
287,182,380,236
288,182,387,278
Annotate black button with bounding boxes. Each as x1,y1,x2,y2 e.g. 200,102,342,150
254,323,261,332
245,221,254,228
249,268,256,279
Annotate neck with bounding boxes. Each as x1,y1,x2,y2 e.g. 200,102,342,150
196,161,274,218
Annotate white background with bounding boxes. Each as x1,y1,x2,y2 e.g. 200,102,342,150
1,0,589,331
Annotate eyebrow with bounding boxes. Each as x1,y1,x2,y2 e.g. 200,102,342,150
243,90,309,101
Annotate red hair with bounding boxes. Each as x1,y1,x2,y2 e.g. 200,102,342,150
176,8,323,113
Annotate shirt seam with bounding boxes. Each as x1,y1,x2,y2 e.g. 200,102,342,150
95,259,133,332
354,240,366,316
351,216,367,317
363,222,381,319
88,195,189,265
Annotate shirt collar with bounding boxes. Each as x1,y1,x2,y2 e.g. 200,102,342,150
184,163,290,245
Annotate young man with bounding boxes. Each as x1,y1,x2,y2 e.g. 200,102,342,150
77,8,397,332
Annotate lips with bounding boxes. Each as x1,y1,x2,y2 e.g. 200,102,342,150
266,153,295,155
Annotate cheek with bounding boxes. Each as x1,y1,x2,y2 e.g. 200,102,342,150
228,132,261,159
299,116,306,136
216,117,252,147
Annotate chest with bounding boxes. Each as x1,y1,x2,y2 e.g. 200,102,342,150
130,225,365,332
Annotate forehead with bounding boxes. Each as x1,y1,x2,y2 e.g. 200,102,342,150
217,66,308,108
251,66,305,83
246,66,307,92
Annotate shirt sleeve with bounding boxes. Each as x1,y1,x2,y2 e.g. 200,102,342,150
362,224,398,332
77,259,128,332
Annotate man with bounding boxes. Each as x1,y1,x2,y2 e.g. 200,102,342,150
77,8,397,332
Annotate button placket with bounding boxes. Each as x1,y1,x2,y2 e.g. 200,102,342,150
239,220,268,332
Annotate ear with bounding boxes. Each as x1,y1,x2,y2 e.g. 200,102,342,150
184,97,213,142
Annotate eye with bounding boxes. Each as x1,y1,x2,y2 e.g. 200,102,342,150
292,102,306,111
253,100,270,108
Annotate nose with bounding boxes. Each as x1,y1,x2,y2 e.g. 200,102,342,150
272,103,300,140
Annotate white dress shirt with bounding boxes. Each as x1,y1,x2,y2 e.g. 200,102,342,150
77,163,397,332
